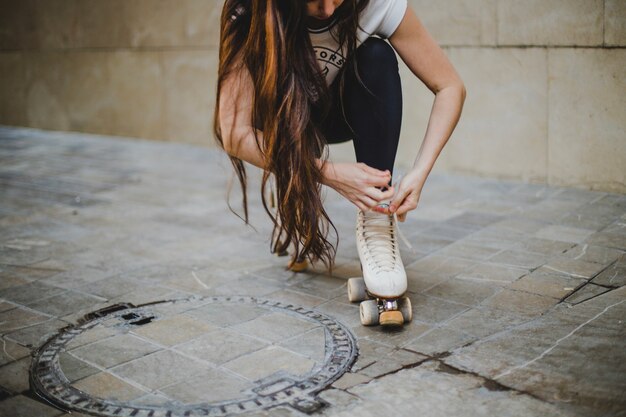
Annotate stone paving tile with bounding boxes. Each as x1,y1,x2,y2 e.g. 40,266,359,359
447,289,626,416
355,348,427,379
561,244,624,265
0,280,65,305
424,277,499,306
59,352,100,382
406,270,451,294
185,302,270,327
537,256,609,279
507,271,587,300
419,224,477,241
405,235,456,254
534,225,596,243
319,387,362,411
433,241,502,261
160,367,252,404
230,312,320,343
591,263,626,287
353,319,432,348
0,357,30,393
486,217,548,236
112,349,209,390
489,250,550,269
337,361,569,417
278,326,327,363
108,286,184,307
70,333,161,369
402,327,477,356
511,237,575,256
0,395,63,417
0,275,31,291
223,346,315,381
65,324,118,350
131,314,217,346
77,275,144,299
291,275,348,300
556,211,615,231
331,371,372,390
0,306,50,333
0,246,52,266
350,339,396,371
315,298,361,327
455,262,528,285
481,289,558,319
41,266,119,290
445,307,529,338
0,301,14,313
250,264,319,285
0,338,30,367
0,264,64,281
176,328,267,365
209,275,285,297
26,290,106,317
460,232,520,251
586,231,626,251
446,211,505,230
5,318,69,348
563,283,612,305
73,371,147,401
264,288,327,308
405,254,477,279
406,294,470,325
131,392,173,406
324,261,362,280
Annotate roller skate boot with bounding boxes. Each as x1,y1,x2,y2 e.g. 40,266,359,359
347,204,412,327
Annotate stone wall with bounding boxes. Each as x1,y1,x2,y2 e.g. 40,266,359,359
0,0,624,192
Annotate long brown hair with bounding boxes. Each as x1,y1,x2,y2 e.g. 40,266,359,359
213,0,370,269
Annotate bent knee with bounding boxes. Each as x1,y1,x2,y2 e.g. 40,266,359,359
356,37,398,70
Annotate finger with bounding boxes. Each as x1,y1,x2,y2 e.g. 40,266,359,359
352,200,368,212
398,212,407,222
360,163,390,177
368,174,392,188
359,195,379,210
365,186,395,203
395,199,418,216
390,188,411,213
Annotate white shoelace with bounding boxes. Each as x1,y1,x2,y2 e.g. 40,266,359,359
359,208,413,272
360,210,397,272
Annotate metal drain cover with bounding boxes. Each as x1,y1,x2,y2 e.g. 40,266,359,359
30,296,358,416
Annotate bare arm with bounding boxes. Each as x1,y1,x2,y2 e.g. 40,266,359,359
218,64,395,211
218,66,267,169
388,5,466,219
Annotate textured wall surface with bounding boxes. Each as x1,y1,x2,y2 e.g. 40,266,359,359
0,0,624,192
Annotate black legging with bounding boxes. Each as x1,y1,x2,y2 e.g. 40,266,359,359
320,37,403,176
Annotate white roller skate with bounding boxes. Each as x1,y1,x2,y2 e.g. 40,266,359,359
347,204,412,327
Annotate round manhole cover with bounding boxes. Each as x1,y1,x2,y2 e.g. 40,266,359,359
30,296,358,416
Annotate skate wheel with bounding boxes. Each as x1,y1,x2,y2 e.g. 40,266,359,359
399,296,412,323
347,277,367,303
359,300,379,326
288,257,308,272
379,310,404,327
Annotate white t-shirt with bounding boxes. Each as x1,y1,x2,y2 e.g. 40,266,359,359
308,0,407,84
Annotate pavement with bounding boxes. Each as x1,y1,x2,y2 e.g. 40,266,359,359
0,125,624,417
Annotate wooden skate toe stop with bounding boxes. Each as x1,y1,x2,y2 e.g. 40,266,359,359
379,310,403,327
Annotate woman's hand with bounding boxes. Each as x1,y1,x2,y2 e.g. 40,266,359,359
389,168,426,221
322,162,395,212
